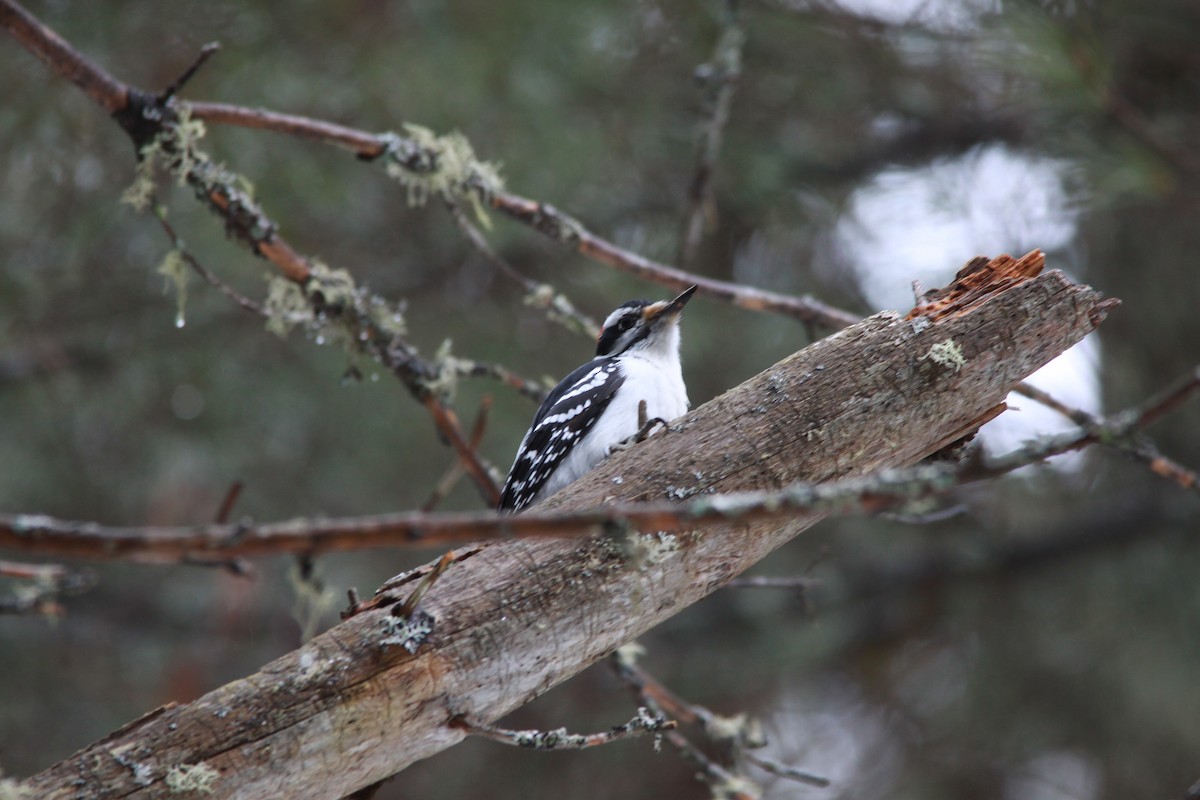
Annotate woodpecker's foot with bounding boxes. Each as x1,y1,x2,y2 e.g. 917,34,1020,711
611,416,669,452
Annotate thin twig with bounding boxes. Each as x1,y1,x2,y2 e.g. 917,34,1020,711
394,548,461,619
447,358,546,403
214,479,245,524
1129,365,1200,429
1009,367,1200,496
609,647,810,800
153,206,266,315
741,750,831,788
0,463,964,562
6,372,1199,566
422,398,494,512
679,0,744,269
451,707,674,750
1011,381,1094,426
725,575,820,590
0,559,68,581
160,41,220,102
445,200,599,340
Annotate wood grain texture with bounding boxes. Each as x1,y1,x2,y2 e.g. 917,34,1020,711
26,263,1114,799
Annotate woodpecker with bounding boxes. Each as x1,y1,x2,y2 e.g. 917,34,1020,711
498,285,697,513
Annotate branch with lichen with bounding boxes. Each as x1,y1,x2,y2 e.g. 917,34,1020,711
444,199,600,340
450,706,674,750
0,1,513,504
0,559,95,616
10,355,1199,572
1012,367,1200,496
611,645,830,798
183,96,864,329
0,462,962,565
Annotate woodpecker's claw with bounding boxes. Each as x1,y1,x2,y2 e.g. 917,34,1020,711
611,416,668,452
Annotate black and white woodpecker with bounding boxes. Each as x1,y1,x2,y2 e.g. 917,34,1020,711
498,285,697,513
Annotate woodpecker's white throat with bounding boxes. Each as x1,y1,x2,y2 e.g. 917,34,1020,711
498,285,696,512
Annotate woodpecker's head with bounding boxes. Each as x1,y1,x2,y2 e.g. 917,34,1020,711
595,285,697,358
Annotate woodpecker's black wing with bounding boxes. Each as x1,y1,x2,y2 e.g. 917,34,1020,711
498,357,625,512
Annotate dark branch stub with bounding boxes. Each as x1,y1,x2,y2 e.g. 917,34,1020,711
160,41,220,102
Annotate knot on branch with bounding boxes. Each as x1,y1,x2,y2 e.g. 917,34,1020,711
113,87,171,152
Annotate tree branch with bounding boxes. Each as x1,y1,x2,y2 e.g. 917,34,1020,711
1,0,502,506
176,113,859,331
18,254,1116,798
679,0,744,268
450,707,674,750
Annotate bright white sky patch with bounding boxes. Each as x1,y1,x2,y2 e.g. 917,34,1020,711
831,0,999,34
834,144,1099,465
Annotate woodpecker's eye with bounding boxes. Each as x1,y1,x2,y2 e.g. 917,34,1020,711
616,315,635,331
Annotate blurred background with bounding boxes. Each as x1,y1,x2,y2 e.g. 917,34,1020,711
3,0,1199,797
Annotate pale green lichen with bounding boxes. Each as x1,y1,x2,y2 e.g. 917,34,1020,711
165,763,218,795
704,712,766,749
0,769,33,800
157,248,188,328
381,124,504,228
287,559,337,643
264,276,310,338
121,136,163,211
626,531,680,567
422,338,463,401
121,108,212,211
379,609,434,653
523,283,600,339
263,262,407,351
924,338,966,372
168,109,208,186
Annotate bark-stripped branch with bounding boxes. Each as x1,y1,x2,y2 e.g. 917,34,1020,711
15,253,1117,798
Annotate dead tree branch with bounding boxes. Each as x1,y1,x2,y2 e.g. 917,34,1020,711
17,254,1117,798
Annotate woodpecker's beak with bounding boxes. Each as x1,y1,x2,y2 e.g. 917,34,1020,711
643,284,698,323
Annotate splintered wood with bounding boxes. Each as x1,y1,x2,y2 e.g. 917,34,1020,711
908,250,1047,321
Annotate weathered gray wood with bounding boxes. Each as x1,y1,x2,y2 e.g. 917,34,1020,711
26,264,1113,799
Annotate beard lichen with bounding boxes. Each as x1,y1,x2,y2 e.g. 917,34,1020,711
264,261,407,350
381,124,504,229
156,247,189,328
